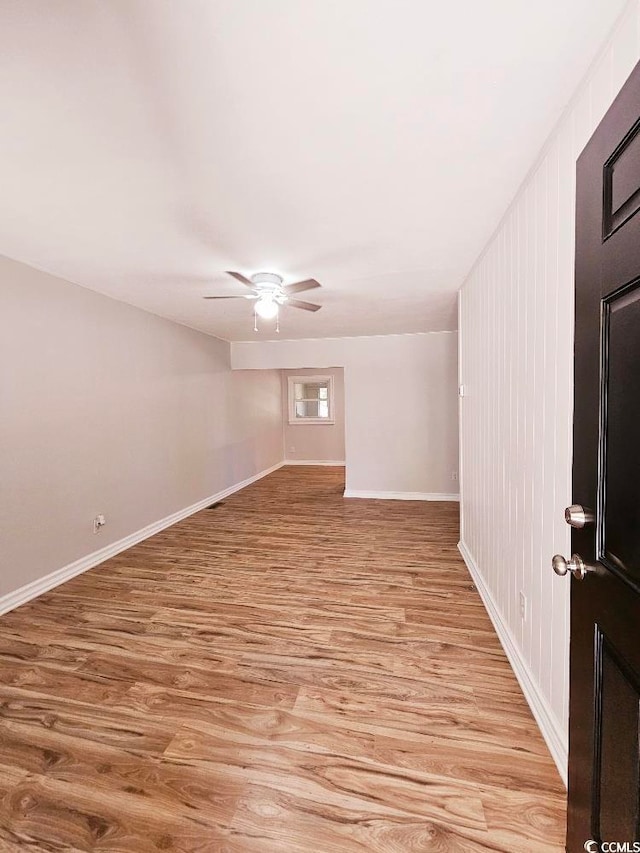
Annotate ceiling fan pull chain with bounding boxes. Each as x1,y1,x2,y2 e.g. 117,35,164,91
276,313,280,334
254,307,258,332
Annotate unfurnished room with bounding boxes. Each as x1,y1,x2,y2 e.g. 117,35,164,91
1,2,640,851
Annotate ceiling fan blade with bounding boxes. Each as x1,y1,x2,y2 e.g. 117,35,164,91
286,298,322,312
203,295,258,300
282,278,321,294
226,270,254,287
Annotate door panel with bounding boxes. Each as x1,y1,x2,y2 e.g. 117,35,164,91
566,59,640,852
604,119,640,237
594,630,640,841
602,281,640,581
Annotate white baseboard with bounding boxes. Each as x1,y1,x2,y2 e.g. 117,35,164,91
458,539,568,786
284,460,346,466
344,489,460,501
0,460,285,618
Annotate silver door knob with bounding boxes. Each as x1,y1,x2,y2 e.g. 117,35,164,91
564,504,595,528
552,553,594,581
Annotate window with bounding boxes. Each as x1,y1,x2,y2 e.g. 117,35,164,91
287,375,335,424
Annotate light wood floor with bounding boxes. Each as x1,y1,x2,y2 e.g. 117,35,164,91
0,467,566,851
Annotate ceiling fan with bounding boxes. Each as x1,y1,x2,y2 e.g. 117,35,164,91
204,271,322,326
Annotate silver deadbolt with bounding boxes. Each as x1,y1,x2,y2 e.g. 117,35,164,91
552,553,594,581
564,504,595,528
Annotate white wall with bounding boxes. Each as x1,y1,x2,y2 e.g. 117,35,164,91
0,255,283,602
282,368,346,463
232,333,459,498
458,0,640,782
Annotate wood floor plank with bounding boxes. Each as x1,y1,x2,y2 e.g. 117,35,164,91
0,718,243,828
0,685,176,756
227,657,476,705
226,783,555,853
78,651,298,708
0,773,232,852
148,605,335,654
0,662,133,706
0,621,236,672
121,683,377,760
0,634,88,671
163,725,489,832
0,467,565,850
292,685,547,755
373,733,565,795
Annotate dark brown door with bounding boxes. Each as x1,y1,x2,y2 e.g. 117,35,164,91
562,60,640,852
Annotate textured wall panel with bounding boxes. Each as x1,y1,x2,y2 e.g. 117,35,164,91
458,1,640,776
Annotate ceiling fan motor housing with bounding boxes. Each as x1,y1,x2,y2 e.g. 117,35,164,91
251,272,288,305
251,272,283,292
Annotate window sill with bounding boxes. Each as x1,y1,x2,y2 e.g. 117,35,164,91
288,419,336,425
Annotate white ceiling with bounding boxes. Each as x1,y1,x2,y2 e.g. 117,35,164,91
0,0,627,341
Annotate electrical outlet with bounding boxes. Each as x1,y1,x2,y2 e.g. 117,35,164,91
93,514,106,534
519,591,527,621
289,445,295,453
451,471,458,481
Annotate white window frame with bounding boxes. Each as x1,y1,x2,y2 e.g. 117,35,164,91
287,375,335,425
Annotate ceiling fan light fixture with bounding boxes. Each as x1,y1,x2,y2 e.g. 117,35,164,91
206,271,321,326
254,295,279,320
